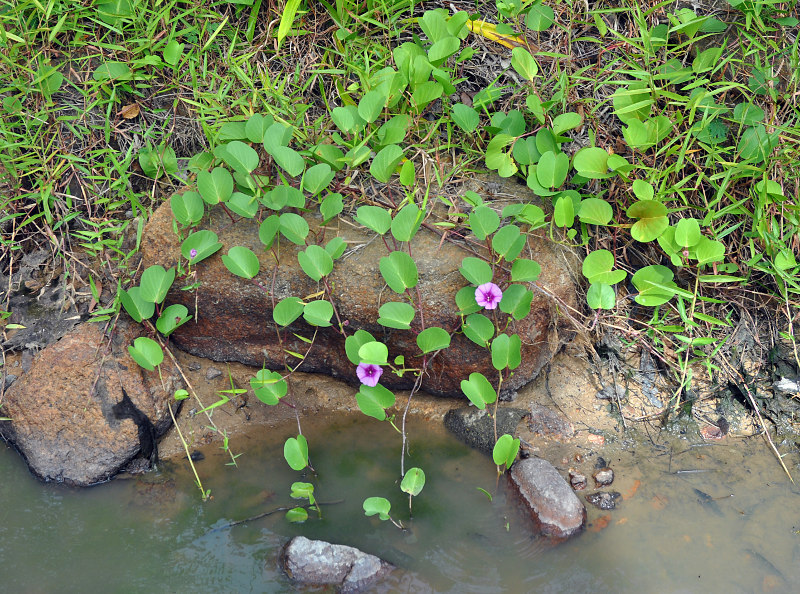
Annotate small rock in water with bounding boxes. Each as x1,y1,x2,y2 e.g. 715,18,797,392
586,491,621,510
569,468,587,490
444,407,527,454
189,450,205,462
593,467,614,487
281,536,394,592
205,367,222,380
509,457,586,539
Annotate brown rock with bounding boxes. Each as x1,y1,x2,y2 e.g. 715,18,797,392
509,457,587,539
569,468,587,490
140,187,578,397
593,467,614,487
0,318,178,485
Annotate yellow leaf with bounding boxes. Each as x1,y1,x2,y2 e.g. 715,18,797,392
465,20,526,50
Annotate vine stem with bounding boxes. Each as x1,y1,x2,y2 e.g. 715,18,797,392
168,402,209,501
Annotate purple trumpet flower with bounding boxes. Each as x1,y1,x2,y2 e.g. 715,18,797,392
357,363,383,387
475,282,502,310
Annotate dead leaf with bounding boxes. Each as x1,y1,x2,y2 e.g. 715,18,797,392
119,103,140,119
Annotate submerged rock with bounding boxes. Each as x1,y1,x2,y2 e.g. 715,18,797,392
0,318,178,485
281,536,394,592
140,184,578,397
509,457,586,540
443,407,528,454
585,491,621,510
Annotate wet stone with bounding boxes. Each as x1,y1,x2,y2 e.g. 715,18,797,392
281,536,394,593
205,367,222,380
585,491,621,510
593,467,614,487
444,407,528,455
527,403,574,440
569,468,587,490
509,457,586,540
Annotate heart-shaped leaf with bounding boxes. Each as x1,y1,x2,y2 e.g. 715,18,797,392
222,246,260,279
417,326,450,353
377,302,416,329
460,372,497,409
380,251,418,293
128,336,164,371
251,369,288,405
356,383,395,420
283,435,308,470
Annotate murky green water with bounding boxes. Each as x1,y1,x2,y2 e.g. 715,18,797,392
2,415,799,592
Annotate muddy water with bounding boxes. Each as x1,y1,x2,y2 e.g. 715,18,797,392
1,414,799,592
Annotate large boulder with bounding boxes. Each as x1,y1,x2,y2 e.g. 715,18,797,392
509,457,586,540
281,536,394,592
0,318,178,485
141,183,578,397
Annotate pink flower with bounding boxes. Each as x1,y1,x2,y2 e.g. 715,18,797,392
357,363,383,387
475,282,502,310
189,248,198,259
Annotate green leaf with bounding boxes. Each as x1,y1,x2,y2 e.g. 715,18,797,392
631,265,679,306
380,251,418,293
182,230,223,263
272,145,306,177
499,284,533,320
536,151,569,189
553,194,575,228
358,89,387,123
732,102,765,126
370,145,404,183
227,192,259,219
492,434,520,468
356,383,395,420
417,326,450,353
674,218,702,248
245,113,275,143
399,160,415,187
301,163,334,195
578,198,613,225
222,246,260,279
222,140,259,173
526,3,555,30
627,200,669,242
259,215,281,248
486,134,518,178
140,265,175,304
469,206,499,240
298,245,334,282
363,496,392,520
156,304,191,336
128,337,164,371
511,47,538,80
197,167,233,205
460,372,497,409
513,137,540,166
401,467,426,496
358,341,389,365
587,283,616,309
491,333,522,370
377,302,416,329
321,193,344,223
492,225,525,261
331,105,365,134
582,249,626,285
356,205,392,235
455,286,481,315
462,313,494,347
273,297,305,326
695,237,725,265
572,147,611,179
279,213,310,245
451,103,479,132
250,369,287,405
551,112,582,136
612,82,652,123
428,37,460,65
325,236,347,259
92,61,131,82
345,330,376,365
632,179,655,200
459,257,492,285
119,286,155,323
411,81,443,110
511,259,541,282
284,435,309,471
391,204,423,242
303,300,334,327
377,114,410,146
285,508,308,523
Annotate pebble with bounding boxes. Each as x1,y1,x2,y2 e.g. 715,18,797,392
569,468,587,490
205,367,222,380
3,374,17,389
586,491,621,510
593,467,614,487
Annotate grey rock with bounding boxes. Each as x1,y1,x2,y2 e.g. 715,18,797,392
444,407,527,454
509,457,586,539
205,366,222,380
282,536,393,593
3,373,17,390
568,468,587,490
